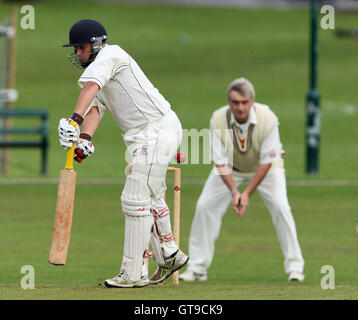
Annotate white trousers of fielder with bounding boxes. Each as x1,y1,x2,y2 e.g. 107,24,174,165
187,166,304,275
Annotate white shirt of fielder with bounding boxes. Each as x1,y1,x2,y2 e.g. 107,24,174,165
79,44,171,132
210,106,282,167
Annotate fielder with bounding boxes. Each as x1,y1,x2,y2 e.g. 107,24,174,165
180,78,304,282
58,19,188,288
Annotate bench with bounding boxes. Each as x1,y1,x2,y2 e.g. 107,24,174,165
0,109,49,175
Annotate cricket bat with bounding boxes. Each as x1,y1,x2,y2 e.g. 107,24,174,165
49,122,78,265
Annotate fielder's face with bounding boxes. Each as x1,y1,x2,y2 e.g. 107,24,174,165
74,43,93,63
228,91,254,124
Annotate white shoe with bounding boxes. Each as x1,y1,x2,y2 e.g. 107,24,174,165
179,269,207,281
149,249,189,284
104,271,149,288
288,271,305,282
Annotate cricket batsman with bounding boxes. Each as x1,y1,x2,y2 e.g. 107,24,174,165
180,78,305,282
58,19,189,287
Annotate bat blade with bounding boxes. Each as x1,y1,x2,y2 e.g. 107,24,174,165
49,168,77,265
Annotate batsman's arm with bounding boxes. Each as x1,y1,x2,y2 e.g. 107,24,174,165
81,106,101,137
72,106,100,163
73,81,100,118
58,83,100,149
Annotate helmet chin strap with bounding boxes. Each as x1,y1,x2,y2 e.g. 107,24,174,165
68,35,107,69
80,52,97,68
81,35,107,67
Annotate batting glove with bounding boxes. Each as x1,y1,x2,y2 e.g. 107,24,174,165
58,117,80,148
74,133,95,163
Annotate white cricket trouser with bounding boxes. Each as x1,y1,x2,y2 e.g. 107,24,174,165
188,166,304,275
120,110,182,280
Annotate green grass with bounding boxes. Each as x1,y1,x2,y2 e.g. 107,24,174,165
0,1,358,300
2,284,358,300
0,184,357,299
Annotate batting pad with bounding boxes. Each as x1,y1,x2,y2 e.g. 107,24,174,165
152,205,178,259
120,172,153,280
121,173,152,216
150,223,165,266
121,214,153,281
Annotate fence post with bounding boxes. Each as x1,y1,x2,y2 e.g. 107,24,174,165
1,5,18,174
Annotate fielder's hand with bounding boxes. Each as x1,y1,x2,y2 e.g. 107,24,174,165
74,133,95,163
231,190,241,217
58,118,80,148
236,191,249,217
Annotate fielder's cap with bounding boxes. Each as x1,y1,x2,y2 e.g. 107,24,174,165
63,19,107,47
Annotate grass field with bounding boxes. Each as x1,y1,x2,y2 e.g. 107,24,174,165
0,183,358,299
0,0,358,300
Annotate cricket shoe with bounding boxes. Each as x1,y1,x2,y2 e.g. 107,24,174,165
104,271,149,288
149,249,189,284
288,271,305,282
179,269,207,282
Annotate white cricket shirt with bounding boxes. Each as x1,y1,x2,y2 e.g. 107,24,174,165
78,44,171,132
211,106,282,166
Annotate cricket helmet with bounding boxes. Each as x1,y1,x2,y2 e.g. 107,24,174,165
63,19,108,68
63,19,107,47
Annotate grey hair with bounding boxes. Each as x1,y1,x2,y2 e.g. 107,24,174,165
226,78,255,99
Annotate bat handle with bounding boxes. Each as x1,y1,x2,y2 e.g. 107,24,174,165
65,121,78,170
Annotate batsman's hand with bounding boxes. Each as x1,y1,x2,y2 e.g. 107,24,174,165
58,118,80,148
74,133,95,163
